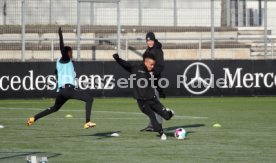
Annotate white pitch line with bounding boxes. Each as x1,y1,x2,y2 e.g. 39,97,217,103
0,117,204,120
0,117,144,120
0,107,208,119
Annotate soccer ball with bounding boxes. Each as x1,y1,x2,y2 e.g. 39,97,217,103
174,128,186,140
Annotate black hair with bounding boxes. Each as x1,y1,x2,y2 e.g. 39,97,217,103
143,52,155,61
64,46,72,55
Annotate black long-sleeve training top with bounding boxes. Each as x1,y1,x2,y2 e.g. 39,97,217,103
114,57,155,100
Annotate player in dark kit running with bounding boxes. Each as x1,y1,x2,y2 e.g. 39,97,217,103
113,53,174,140
27,27,96,129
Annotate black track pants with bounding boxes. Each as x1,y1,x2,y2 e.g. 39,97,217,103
34,86,93,123
137,98,173,134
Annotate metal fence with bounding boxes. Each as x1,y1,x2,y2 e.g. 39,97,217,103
0,0,275,61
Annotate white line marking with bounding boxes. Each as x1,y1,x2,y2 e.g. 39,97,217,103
0,107,208,119
0,117,143,120
0,117,204,120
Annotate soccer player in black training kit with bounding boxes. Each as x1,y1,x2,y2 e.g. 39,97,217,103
27,27,96,129
113,53,174,140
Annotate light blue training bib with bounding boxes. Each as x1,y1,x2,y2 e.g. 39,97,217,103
56,59,76,92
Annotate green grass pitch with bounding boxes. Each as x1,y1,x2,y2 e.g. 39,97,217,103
0,97,276,163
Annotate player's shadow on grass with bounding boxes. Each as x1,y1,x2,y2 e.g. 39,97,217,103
73,131,122,140
164,124,205,138
36,131,121,139
0,152,61,160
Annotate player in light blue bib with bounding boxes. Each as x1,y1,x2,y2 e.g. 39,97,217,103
27,27,96,129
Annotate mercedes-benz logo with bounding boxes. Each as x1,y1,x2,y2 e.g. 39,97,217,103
183,62,213,95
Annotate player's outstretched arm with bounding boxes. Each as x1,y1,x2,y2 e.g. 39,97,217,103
113,54,132,73
58,27,66,59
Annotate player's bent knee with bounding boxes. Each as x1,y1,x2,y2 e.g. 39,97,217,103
162,112,172,120
163,115,170,120
84,96,93,103
90,97,94,102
